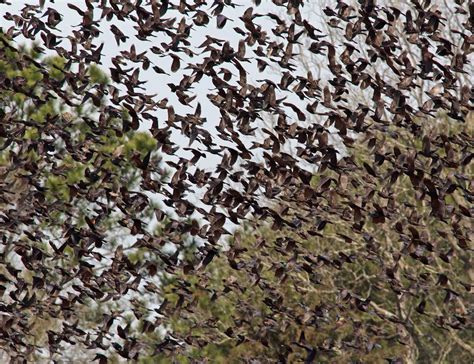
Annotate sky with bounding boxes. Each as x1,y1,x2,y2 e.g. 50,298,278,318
0,0,328,240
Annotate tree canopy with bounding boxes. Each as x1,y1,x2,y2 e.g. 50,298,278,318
0,0,472,363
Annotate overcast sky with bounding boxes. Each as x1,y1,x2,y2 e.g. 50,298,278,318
0,0,326,239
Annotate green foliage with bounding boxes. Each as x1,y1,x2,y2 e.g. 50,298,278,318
156,116,473,363
0,40,165,362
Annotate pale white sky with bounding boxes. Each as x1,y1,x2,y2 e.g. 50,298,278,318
0,0,327,237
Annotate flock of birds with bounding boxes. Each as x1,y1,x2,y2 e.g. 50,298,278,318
0,0,472,361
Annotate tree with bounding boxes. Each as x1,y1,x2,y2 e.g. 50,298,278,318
159,113,473,363
0,0,472,363
154,1,474,362
0,37,166,362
